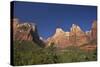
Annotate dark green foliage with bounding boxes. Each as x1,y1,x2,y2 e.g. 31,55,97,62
13,40,41,65
13,41,97,66
56,46,97,63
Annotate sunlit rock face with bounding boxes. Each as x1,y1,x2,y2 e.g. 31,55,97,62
47,28,71,48
69,24,88,46
47,24,88,47
47,22,97,48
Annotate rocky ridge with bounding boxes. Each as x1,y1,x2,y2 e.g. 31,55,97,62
12,18,97,50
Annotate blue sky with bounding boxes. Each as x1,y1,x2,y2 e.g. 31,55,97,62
12,1,97,39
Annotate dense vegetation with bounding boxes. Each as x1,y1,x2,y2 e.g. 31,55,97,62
13,40,97,66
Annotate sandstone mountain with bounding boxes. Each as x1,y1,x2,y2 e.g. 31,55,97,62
80,21,97,51
47,21,97,50
12,18,44,47
12,18,97,50
69,24,88,46
47,24,88,48
47,28,71,48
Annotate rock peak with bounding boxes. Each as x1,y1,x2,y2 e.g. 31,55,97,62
71,24,82,32
13,18,38,41
56,28,64,33
92,20,97,29
72,24,77,27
